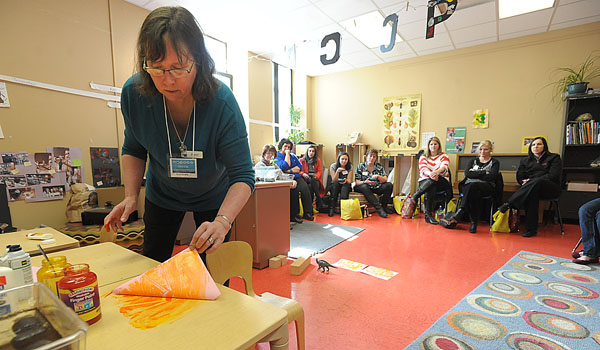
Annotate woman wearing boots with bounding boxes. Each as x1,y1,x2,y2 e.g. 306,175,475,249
452,140,499,233
355,149,394,218
300,145,327,213
328,152,353,217
409,136,452,224
497,137,561,237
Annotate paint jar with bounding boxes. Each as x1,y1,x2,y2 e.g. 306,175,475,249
1,245,33,300
37,256,68,296
57,264,101,325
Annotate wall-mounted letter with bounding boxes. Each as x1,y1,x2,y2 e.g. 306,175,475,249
380,13,398,53
320,32,341,65
426,0,457,39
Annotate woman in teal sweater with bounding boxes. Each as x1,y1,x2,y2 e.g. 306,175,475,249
104,7,254,262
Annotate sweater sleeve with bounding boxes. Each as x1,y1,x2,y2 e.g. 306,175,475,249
300,158,309,176
516,158,528,185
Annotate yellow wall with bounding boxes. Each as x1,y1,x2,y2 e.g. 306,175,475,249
247,53,274,161
0,0,147,229
310,22,600,171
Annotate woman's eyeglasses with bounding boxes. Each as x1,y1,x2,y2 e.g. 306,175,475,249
143,62,193,78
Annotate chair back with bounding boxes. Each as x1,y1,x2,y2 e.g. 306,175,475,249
206,241,257,297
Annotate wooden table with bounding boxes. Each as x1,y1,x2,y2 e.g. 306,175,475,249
235,181,292,269
0,227,79,256
32,243,289,350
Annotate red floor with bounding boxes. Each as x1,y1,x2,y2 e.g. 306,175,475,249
177,213,580,349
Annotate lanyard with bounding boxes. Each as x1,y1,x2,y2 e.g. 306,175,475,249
163,96,195,157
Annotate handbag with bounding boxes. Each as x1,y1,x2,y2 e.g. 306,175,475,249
400,196,416,219
340,198,363,220
491,210,510,233
509,209,520,233
393,196,406,215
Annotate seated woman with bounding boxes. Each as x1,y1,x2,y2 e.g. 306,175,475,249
451,140,500,233
354,149,393,218
274,138,314,221
408,136,452,225
255,144,301,224
498,137,561,237
572,198,600,264
328,152,353,217
300,145,327,212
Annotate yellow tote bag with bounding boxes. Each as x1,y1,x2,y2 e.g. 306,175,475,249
393,196,406,215
491,210,510,233
446,198,457,213
340,198,363,220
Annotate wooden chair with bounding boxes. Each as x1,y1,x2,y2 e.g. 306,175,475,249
206,241,305,350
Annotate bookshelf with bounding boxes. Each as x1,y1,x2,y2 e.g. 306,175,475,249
559,94,600,220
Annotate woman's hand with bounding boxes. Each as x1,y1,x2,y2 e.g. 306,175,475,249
337,167,344,173
103,196,138,233
291,180,297,189
302,173,310,179
429,172,439,181
189,220,229,254
522,178,530,185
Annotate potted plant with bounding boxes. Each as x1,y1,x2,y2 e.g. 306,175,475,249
549,53,600,100
288,105,305,144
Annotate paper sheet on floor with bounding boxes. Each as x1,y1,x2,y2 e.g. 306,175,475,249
333,259,398,280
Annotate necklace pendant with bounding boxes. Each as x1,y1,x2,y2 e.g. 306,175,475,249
179,143,187,155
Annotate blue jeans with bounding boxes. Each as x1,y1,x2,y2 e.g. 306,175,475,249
578,198,600,258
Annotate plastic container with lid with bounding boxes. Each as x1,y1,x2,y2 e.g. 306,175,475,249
57,264,101,325
1,245,33,300
0,266,18,316
37,256,68,296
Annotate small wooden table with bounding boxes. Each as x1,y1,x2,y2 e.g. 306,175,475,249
0,227,79,255
31,243,289,350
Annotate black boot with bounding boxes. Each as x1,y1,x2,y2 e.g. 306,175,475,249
453,207,465,221
376,205,388,218
412,179,436,200
469,222,477,233
498,202,510,213
328,197,335,217
425,211,438,225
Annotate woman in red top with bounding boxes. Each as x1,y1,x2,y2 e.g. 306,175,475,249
300,145,327,212
408,136,452,224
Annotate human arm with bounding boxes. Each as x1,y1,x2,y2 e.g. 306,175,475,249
315,158,323,183
300,158,310,179
516,158,529,185
372,163,388,183
189,182,251,253
103,154,145,233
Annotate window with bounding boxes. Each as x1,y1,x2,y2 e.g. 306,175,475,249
205,35,227,73
273,63,292,142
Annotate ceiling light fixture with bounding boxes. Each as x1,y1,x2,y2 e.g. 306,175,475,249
340,11,402,49
499,0,555,19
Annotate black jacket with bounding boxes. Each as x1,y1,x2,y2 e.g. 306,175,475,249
516,152,562,185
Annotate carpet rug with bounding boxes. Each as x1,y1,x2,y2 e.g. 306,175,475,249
289,222,364,258
407,251,600,349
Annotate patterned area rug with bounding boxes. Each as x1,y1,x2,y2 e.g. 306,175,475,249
407,251,600,349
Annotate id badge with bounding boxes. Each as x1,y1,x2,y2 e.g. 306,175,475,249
362,171,369,176
169,157,197,178
183,150,203,159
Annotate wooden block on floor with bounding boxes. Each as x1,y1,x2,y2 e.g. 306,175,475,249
269,256,283,268
276,254,288,266
290,256,311,276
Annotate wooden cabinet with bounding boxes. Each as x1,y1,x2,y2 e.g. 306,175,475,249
559,94,600,220
335,143,369,167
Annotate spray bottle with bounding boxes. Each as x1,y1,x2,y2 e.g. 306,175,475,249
1,245,33,300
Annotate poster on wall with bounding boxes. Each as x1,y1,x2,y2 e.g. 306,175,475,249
90,147,121,188
382,94,421,151
0,82,10,108
445,127,466,153
47,147,84,188
472,109,488,128
521,136,548,153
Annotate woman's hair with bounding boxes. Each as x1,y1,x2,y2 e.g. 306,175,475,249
135,6,218,103
278,138,293,151
303,145,318,160
479,140,493,152
365,149,378,158
425,136,442,158
335,152,352,170
528,136,549,158
261,144,276,157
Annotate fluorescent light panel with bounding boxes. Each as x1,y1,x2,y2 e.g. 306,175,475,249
340,11,402,49
499,0,555,19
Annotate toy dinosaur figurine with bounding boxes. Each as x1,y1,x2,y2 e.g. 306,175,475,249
316,259,337,273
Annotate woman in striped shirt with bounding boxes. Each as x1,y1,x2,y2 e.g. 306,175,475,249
409,136,452,224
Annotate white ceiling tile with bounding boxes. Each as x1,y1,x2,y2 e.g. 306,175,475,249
557,0,586,5
382,51,418,62
499,26,547,41
285,5,335,30
550,14,600,30
445,2,497,30
499,8,553,34
449,21,496,43
314,0,378,22
342,49,382,66
415,45,455,56
454,36,497,49
553,0,600,24
398,19,447,41
340,35,369,56
408,32,453,51
382,3,428,25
